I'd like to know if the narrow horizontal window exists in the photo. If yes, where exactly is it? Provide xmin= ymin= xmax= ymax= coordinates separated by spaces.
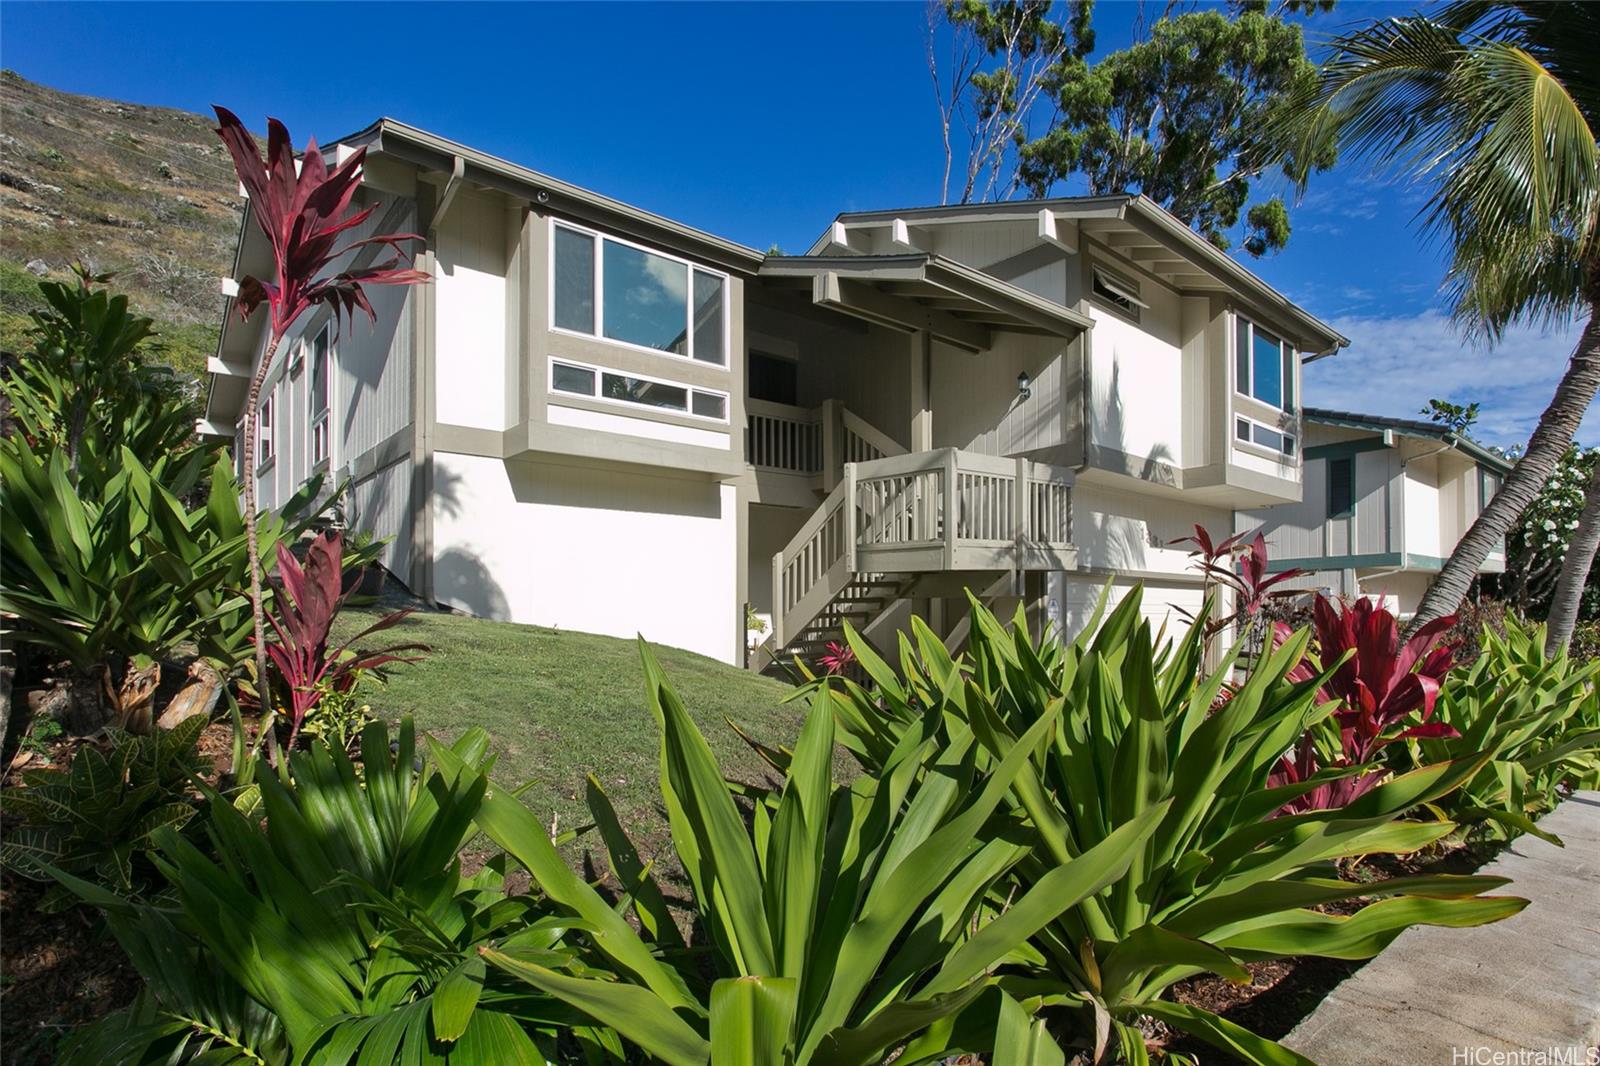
xmin=1092 ymin=268 xmax=1146 ymax=312
xmin=1236 ymin=415 xmax=1297 ymax=458
xmin=602 ymin=371 xmax=688 ymax=412
xmin=691 ymin=391 xmax=727 ymax=420
xmin=551 ymin=361 xmax=596 ymax=396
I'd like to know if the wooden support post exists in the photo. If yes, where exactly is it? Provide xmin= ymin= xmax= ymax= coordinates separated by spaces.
xmin=844 ymin=462 xmax=858 ymax=573
xmin=944 ymin=449 xmax=959 ymax=570
xmin=772 ymin=551 xmax=785 ymax=647
xmin=910 ymin=329 xmax=933 ymax=453
xmin=822 ymin=398 xmax=841 ymax=491
xmin=1014 ymin=457 xmax=1029 ymax=595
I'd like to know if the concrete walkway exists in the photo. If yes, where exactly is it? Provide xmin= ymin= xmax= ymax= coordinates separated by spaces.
xmin=1284 ymin=791 xmax=1600 ymax=1065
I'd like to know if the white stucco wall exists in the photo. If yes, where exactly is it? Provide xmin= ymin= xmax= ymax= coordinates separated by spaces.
xmin=1087 ymin=284 xmax=1185 ymax=469
xmin=435 ymin=191 xmax=512 ymax=432
xmin=430 ymin=452 xmax=739 ymax=663
xmin=1404 ymin=461 xmax=1443 ymax=558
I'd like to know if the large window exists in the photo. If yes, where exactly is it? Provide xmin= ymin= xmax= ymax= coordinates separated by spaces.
xmin=1234 ymin=314 xmax=1295 ymax=411
xmin=552 ymin=222 xmax=728 ymax=365
xmin=549 ymin=359 xmax=729 ymax=422
xmin=309 ymin=323 xmax=331 ymax=466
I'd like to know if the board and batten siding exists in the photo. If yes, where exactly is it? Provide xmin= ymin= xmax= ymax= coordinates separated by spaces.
xmin=931 ymin=331 xmax=1073 ymax=457
xmin=430 ymin=453 xmax=740 ymax=664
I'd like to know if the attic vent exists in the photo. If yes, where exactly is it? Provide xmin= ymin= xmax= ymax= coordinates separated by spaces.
xmin=1092 ymin=268 xmax=1147 ymax=313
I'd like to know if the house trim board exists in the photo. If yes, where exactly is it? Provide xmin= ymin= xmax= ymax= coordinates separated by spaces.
xmin=1267 ymin=552 xmax=1453 ymax=574
xmin=1304 ymin=438 xmax=1393 ymax=461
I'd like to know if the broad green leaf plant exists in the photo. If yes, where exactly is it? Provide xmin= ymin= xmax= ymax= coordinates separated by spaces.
xmin=49 ymin=720 xmax=585 ymax=1066
xmin=818 ymin=588 xmax=1527 ymax=1064
xmin=462 ymin=640 xmax=1170 ymax=1065
xmin=1400 ymin=613 xmax=1600 ymax=843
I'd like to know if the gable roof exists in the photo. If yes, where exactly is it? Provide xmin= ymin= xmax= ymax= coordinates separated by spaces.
xmin=811 ymin=194 xmax=1348 ymax=358
xmin=1304 ymin=407 xmax=1513 ymax=474
xmin=340 ymin=117 xmax=767 ymax=275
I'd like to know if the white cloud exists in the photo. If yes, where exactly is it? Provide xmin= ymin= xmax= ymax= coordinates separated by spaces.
xmin=1304 ymin=310 xmax=1593 ymax=449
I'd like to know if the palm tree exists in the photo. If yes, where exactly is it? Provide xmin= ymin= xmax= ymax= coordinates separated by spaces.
xmin=1278 ymin=2 xmax=1600 ymax=638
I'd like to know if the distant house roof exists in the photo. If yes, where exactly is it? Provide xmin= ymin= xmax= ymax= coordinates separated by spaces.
xmin=1303 ymin=407 xmax=1513 ymax=474
xmin=809 ymin=194 xmax=1349 ymax=358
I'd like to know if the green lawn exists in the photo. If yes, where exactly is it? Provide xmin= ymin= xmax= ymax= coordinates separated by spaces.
xmin=346 ymin=608 xmax=807 ymax=848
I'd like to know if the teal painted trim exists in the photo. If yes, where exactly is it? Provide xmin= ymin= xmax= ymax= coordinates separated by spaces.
xmin=1404 ymin=554 xmax=1448 ymax=572
xmin=1304 ymin=438 xmax=1390 ymax=461
xmin=1267 ymin=552 xmax=1402 ymax=573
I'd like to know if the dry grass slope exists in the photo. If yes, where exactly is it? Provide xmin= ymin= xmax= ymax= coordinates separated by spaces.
xmin=0 ymin=70 xmax=242 ymax=373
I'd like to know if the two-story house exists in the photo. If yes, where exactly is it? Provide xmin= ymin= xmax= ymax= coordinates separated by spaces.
xmin=1238 ymin=408 xmax=1510 ymax=615
xmin=200 ymin=118 xmax=1349 ymax=668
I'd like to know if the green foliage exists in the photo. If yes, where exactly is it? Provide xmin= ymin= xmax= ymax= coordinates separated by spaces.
xmin=0 ymin=437 xmax=328 ymax=671
xmin=1009 ymin=3 xmax=1334 ymax=255
xmin=1419 ymin=397 xmax=1481 ymax=436
xmin=2 ymin=266 xmax=199 ymax=472
xmin=50 ymin=719 xmax=580 ymax=1065
xmin=464 ymin=639 xmax=1164 ymax=1064
xmin=1400 ymin=614 xmax=1600 ymax=842
xmin=818 ymin=588 xmax=1525 ymax=1063
xmin=0 ymin=258 xmax=46 ymax=354
xmin=297 ymin=669 xmax=379 ymax=753
xmin=1 ymin=715 xmax=207 ymax=912
xmin=1276 ymin=5 xmax=1600 ymax=335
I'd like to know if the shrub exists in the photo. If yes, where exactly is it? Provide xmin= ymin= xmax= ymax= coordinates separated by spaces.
xmin=452 ymin=639 xmax=1165 ymax=1064
xmin=49 ymin=719 xmax=582 ymax=1065
xmin=818 ymin=590 xmax=1524 ymax=1064
xmin=1400 ymin=613 xmax=1600 ymax=842
xmin=1 ymin=714 xmax=208 ymax=911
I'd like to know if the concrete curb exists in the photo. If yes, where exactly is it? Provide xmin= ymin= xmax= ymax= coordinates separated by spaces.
xmin=1283 ymin=791 xmax=1600 ymax=1065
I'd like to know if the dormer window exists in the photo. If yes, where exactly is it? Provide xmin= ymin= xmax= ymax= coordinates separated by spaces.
xmin=1234 ymin=313 xmax=1296 ymax=412
xmin=1091 ymin=268 xmax=1145 ymax=318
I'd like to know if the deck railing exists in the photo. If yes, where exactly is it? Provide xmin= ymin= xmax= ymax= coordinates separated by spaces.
xmin=772 ymin=448 xmax=1075 ymax=647
xmin=747 ymin=399 xmax=908 ymax=483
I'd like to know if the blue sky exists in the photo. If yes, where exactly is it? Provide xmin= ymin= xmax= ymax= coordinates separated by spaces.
xmin=1 ymin=0 xmax=1587 ymax=447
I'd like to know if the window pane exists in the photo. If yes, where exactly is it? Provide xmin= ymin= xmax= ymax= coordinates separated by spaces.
xmin=601 ymin=372 xmax=687 ymax=411
xmin=603 ymin=241 xmax=688 ymax=354
xmin=554 ymin=227 xmax=596 ymax=334
xmin=692 ymin=270 xmax=725 ymax=363
xmin=1235 ymin=316 xmax=1250 ymax=394
xmin=1281 ymin=341 xmax=1296 ymax=410
xmin=310 ymin=328 xmax=329 ymax=414
xmin=1328 ymin=457 xmax=1354 ymax=516
xmin=691 ymin=392 xmax=726 ymax=420
xmin=1235 ymin=417 xmax=1250 ymax=441
xmin=1251 ymin=326 xmax=1283 ymax=407
xmin=1252 ymin=423 xmax=1285 ymax=452
xmin=551 ymin=362 xmax=596 ymax=396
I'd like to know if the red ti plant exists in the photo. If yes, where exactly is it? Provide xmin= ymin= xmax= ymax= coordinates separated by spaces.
xmin=263 ymin=531 xmax=427 ymax=751
xmin=1269 ymin=595 xmax=1460 ymax=813
xmin=1173 ymin=525 xmax=1308 ymax=648
xmin=213 ymin=107 xmax=428 ymax=709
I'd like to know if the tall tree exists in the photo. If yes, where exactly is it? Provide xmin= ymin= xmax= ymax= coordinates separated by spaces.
xmin=930 ymin=1 xmax=1336 ymax=252
xmin=1276 ymin=2 xmax=1600 ymax=640
xmin=1544 ymin=458 xmax=1600 ymax=654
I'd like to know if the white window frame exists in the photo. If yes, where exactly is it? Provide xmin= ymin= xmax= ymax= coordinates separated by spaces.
xmin=308 ymin=321 xmax=333 ymax=468
xmin=1233 ymin=414 xmax=1297 ymax=459
xmin=547 ymin=357 xmax=730 ymax=424
xmin=1233 ymin=312 xmax=1296 ymax=412
xmin=548 ymin=220 xmax=730 ymax=367
xmin=258 ymin=389 xmax=275 ymax=466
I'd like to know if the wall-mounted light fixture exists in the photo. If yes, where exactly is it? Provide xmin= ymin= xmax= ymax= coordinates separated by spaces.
xmin=1017 ymin=371 xmax=1032 ymax=401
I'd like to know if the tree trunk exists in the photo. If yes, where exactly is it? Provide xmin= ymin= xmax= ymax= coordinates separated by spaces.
xmin=1544 ymin=456 xmax=1600 ymax=656
xmin=242 ymin=334 xmax=281 ymax=751
xmin=1409 ymin=308 xmax=1600 ymax=634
